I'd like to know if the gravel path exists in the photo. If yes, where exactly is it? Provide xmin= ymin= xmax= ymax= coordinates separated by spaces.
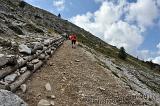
xmin=16 ymin=40 xmax=148 ymax=106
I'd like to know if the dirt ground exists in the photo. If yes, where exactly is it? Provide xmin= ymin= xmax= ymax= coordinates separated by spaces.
xmin=16 ymin=40 xmax=148 ymax=106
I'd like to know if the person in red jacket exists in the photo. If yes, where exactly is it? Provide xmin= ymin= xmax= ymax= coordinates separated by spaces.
xmin=70 ymin=34 xmax=77 ymax=48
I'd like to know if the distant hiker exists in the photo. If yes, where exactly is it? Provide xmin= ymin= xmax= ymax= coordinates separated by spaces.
xmin=58 ymin=13 xmax=61 ymax=18
xmin=70 ymin=34 xmax=77 ymax=48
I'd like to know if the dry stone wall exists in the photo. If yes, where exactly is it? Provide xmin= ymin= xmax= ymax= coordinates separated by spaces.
xmin=0 ymin=36 xmax=65 ymax=92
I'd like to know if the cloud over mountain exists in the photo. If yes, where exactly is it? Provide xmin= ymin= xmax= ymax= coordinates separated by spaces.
xmin=70 ymin=0 xmax=160 ymax=63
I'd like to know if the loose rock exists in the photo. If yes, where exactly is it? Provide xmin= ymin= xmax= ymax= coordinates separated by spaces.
xmin=20 ymin=84 xmax=27 ymax=93
xmin=45 ymin=83 xmax=51 ymax=91
xmin=98 ymin=87 xmax=105 ymax=91
xmin=37 ymin=99 xmax=50 ymax=106
xmin=47 ymin=95 xmax=56 ymax=99
xmin=50 ymin=101 xmax=55 ymax=106
xmin=75 ymin=59 xmax=80 ymax=62
xmin=31 ymin=59 xmax=39 ymax=64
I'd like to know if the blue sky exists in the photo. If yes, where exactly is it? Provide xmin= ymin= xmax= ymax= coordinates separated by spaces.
xmin=25 ymin=0 xmax=160 ymax=64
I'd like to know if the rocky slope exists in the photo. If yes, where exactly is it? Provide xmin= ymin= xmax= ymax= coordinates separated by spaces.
xmin=0 ymin=0 xmax=160 ymax=105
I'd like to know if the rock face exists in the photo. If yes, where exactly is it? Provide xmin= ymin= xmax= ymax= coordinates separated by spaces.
xmin=0 ymin=89 xmax=28 ymax=106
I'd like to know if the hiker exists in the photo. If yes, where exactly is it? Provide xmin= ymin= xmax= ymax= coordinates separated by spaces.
xmin=70 ymin=34 xmax=77 ymax=48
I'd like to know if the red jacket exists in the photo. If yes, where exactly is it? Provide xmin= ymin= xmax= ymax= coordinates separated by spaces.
xmin=70 ymin=34 xmax=76 ymax=41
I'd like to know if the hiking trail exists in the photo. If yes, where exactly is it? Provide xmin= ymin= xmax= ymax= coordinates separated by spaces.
xmin=16 ymin=40 xmax=148 ymax=106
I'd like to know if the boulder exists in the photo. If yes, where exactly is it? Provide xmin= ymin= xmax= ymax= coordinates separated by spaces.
xmin=38 ymin=99 xmax=50 ymax=106
xmin=19 ymin=44 xmax=31 ymax=55
xmin=4 ymin=74 xmax=17 ymax=84
xmin=0 ymin=89 xmax=28 ymax=106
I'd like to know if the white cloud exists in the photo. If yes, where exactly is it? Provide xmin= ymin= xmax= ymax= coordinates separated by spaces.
xmin=126 ymin=0 xmax=159 ymax=29
xmin=53 ymin=0 xmax=65 ymax=11
xmin=104 ymin=21 xmax=143 ymax=52
xmin=157 ymin=42 xmax=160 ymax=49
xmin=70 ymin=0 xmax=143 ymax=53
xmin=139 ymin=43 xmax=160 ymax=64
xmin=94 ymin=1 xmax=125 ymax=24
xmin=152 ymin=56 xmax=160 ymax=64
